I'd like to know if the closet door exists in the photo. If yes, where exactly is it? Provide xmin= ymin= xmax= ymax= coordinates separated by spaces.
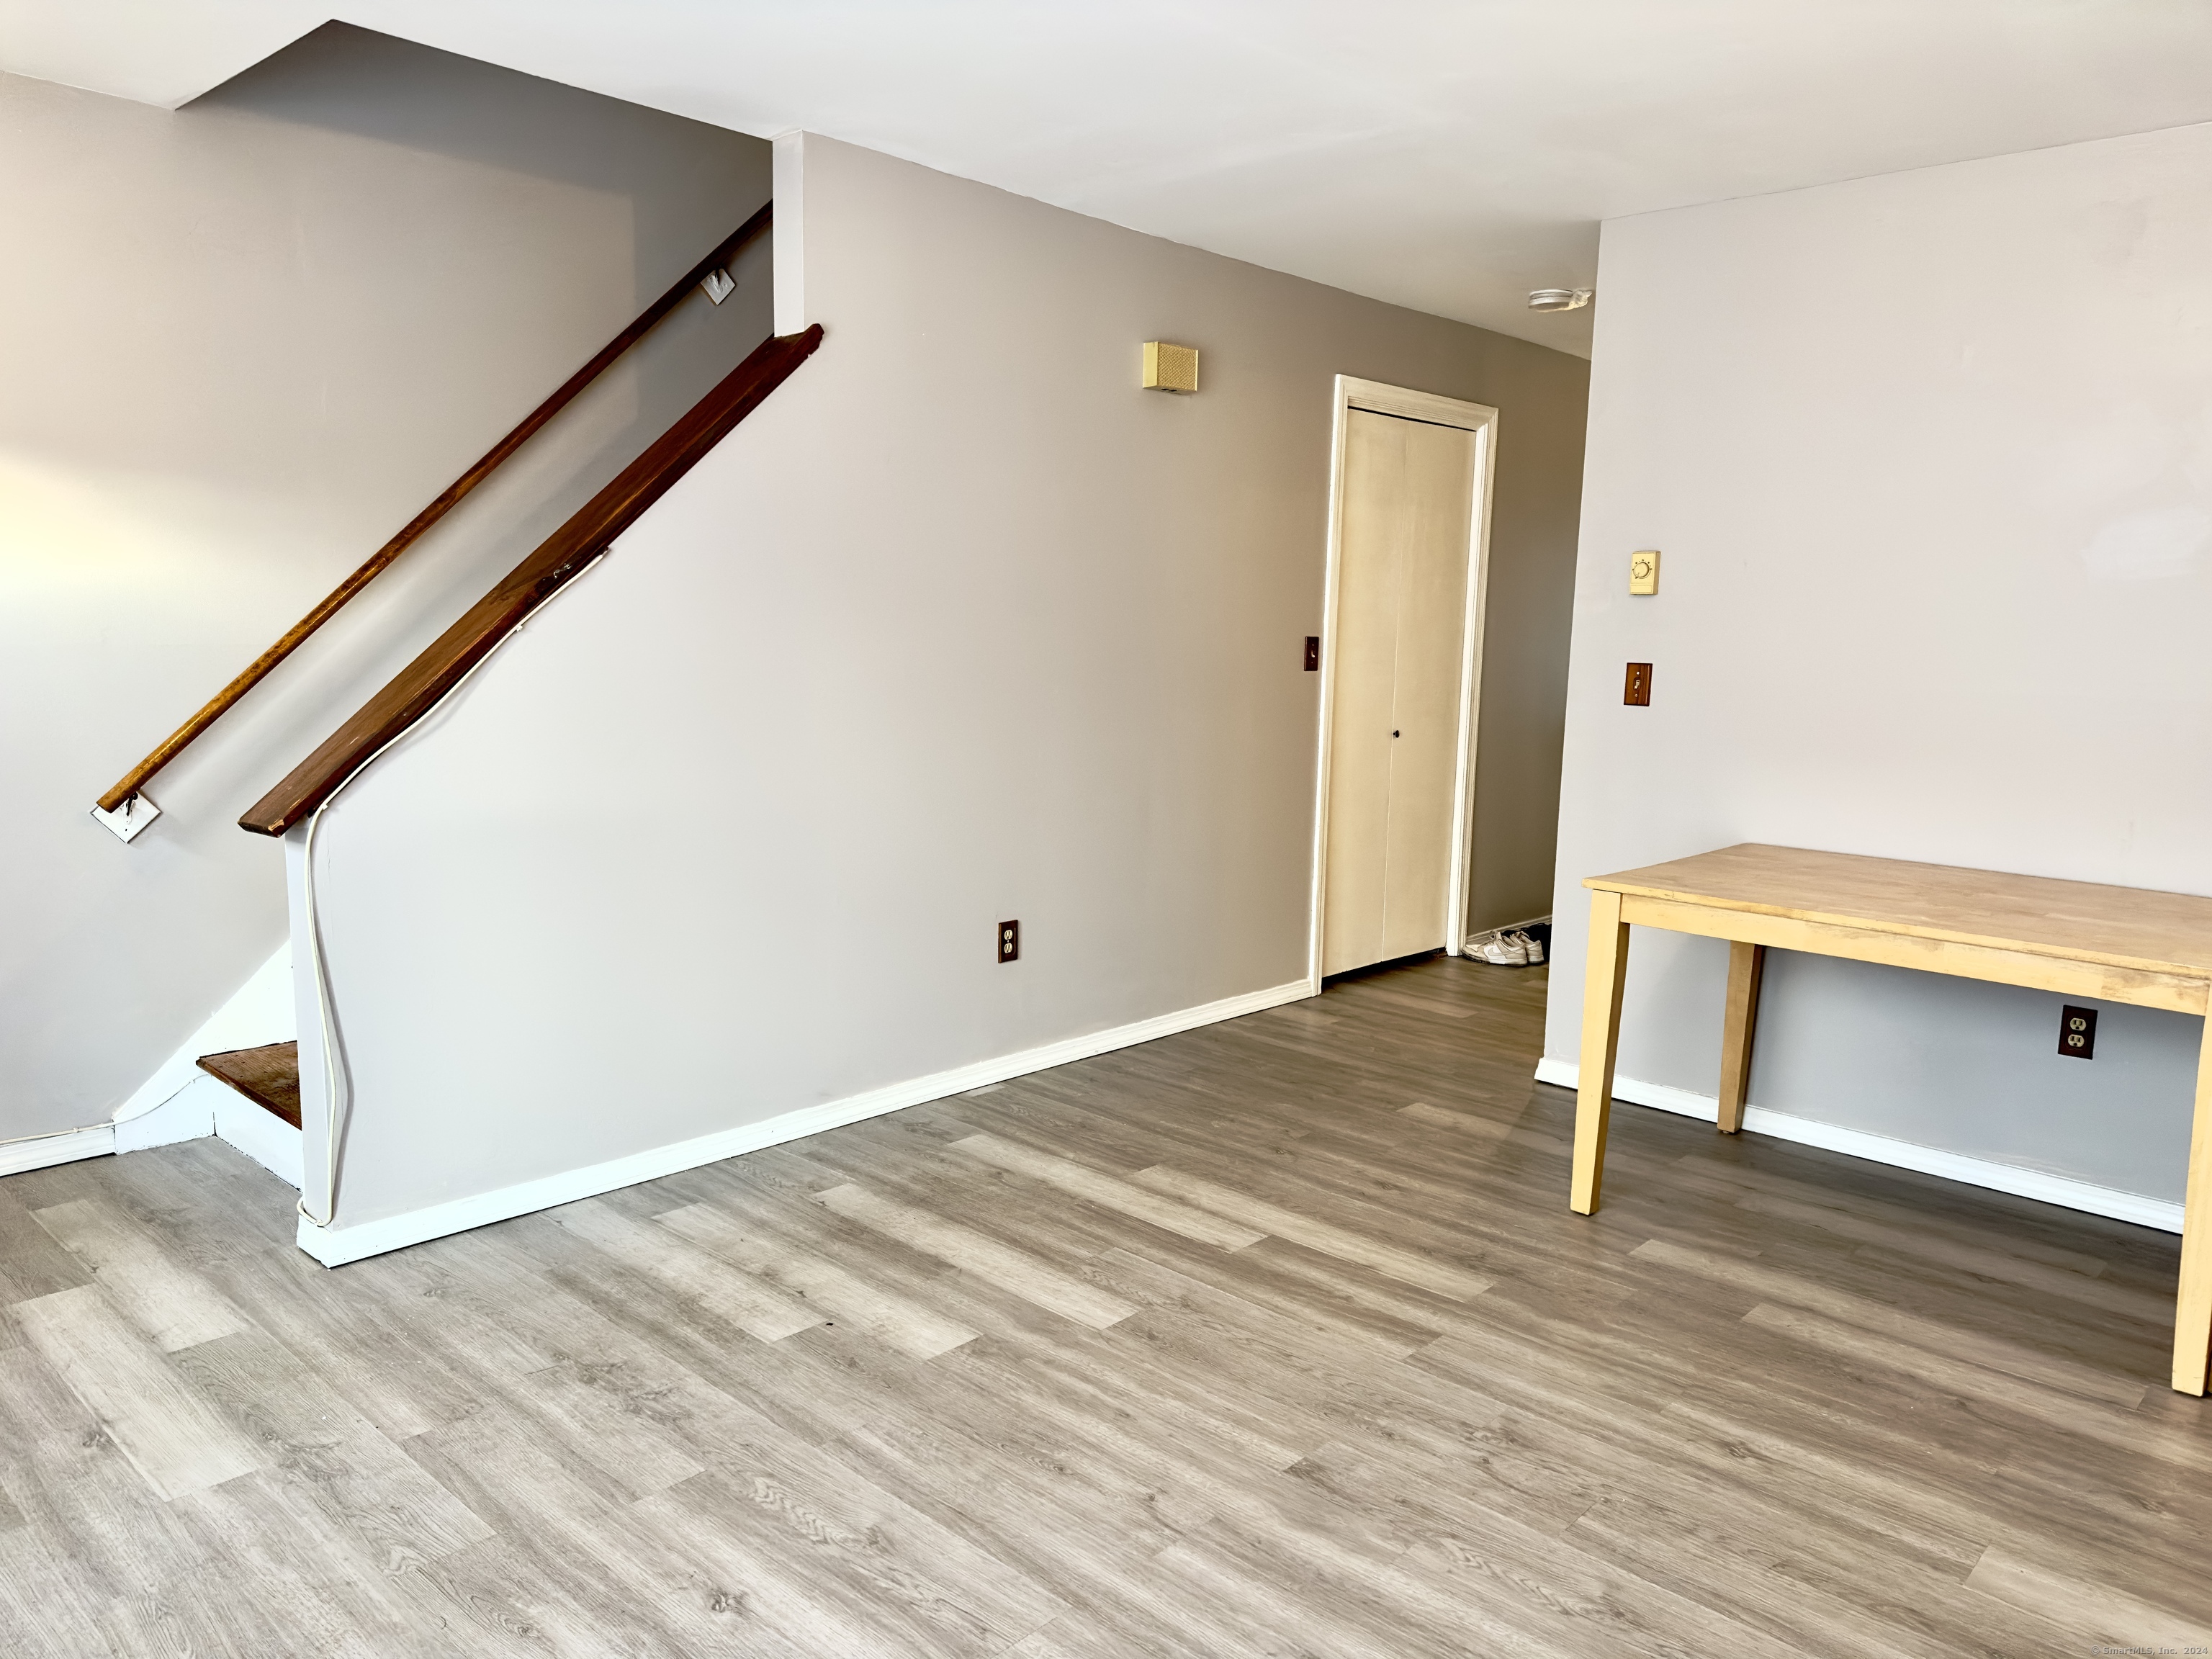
xmin=1322 ymin=410 xmax=1475 ymax=977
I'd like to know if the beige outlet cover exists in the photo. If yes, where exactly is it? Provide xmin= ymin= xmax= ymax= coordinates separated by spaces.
xmin=1629 ymin=549 xmax=1660 ymax=595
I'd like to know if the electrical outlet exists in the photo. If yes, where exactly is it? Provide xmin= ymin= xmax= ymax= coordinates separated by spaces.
xmin=999 ymin=920 xmax=1020 ymax=963
xmin=2059 ymin=1004 xmax=2096 ymax=1059
xmin=1624 ymin=662 xmax=1652 ymax=706
xmin=1304 ymin=636 xmax=1320 ymax=672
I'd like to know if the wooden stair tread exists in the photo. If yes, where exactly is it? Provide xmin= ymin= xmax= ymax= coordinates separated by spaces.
xmin=196 ymin=1042 xmax=302 ymax=1129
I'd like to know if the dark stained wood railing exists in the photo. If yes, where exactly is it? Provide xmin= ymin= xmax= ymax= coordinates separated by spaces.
xmin=97 ymin=202 xmax=775 ymax=815
xmin=238 ymin=323 xmax=823 ymax=837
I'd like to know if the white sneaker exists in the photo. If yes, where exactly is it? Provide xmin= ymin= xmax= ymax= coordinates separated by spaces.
xmin=1470 ymin=931 xmax=1527 ymax=966
xmin=1511 ymin=930 xmax=1545 ymax=965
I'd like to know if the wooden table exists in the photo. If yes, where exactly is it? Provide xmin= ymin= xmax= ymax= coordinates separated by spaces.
xmin=1570 ymin=843 xmax=2212 ymax=1395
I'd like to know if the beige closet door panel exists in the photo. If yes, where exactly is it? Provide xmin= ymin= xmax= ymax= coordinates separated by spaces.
xmin=1379 ymin=419 xmax=1475 ymax=961
xmin=1322 ymin=410 xmax=1404 ymax=976
xmin=1325 ymin=410 xmax=1476 ymax=976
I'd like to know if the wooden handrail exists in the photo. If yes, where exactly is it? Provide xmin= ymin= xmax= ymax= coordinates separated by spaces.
xmin=97 ymin=201 xmax=775 ymax=814
xmin=238 ymin=323 xmax=823 ymax=837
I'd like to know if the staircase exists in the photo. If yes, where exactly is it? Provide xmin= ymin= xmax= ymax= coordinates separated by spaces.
xmin=195 ymin=1043 xmax=301 ymax=1128
xmin=94 ymin=202 xmax=783 ymax=823
xmin=96 ymin=200 xmax=823 ymax=1232
xmin=194 ymin=1041 xmax=305 ymax=1190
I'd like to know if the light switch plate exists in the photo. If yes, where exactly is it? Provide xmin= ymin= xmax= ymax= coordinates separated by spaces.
xmin=91 ymin=791 xmax=161 ymax=843
xmin=1629 ymin=549 xmax=1660 ymax=595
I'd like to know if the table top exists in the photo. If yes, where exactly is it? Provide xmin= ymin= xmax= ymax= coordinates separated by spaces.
xmin=1586 ymin=844 xmax=2212 ymax=980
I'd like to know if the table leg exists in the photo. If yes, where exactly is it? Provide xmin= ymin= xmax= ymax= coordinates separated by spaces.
xmin=2173 ymin=1012 xmax=2212 ymax=1395
xmin=1571 ymin=889 xmax=1630 ymax=1215
xmin=1717 ymin=942 xmax=1766 ymax=1136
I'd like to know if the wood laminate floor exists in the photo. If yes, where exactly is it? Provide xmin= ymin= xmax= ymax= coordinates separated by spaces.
xmin=1 ymin=956 xmax=2206 ymax=1656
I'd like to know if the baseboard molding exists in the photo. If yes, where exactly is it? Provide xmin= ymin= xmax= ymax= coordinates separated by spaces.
xmin=299 ymin=977 xmax=1315 ymax=1267
xmin=1532 ymin=1056 xmax=2184 ymax=1234
xmin=114 ymin=1076 xmax=218 ymax=1155
xmin=0 ymin=1125 xmax=116 ymax=1179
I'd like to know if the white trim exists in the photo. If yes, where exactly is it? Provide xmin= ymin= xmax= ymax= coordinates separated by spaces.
xmin=1305 ymin=384 xmax=1352 ymax=993
xmin=1532 ymin=1056 xmax=2184 ymax=1233
xmin=297 ymin=976 xmax=1314 ymax=1266
xmin=0 ymin=1125 xmax=114 ymax=1178
xmin=284 ymin=826 xmax=334 ymax=1226
xmin=1309 ymin=377 xmax=1500 ymax=989
xmin=771 ymin=131 xmax=804 ymax=336
xmin=1343 ymin=380 xmax=1501 ymax=429
xmin=1443 ymin=418 xmax=1498 ymax=961
xmin=116 ymin=1080 xmax=217 ymax=1156
xmin=0 ymin=943 xmax=299 ymax=1177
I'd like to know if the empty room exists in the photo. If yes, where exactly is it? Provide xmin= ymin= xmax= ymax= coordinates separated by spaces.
xmin=3 ymin=4 xmax=2209 ymax=1653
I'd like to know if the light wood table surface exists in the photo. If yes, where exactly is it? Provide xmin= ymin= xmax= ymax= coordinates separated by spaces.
xmin=1570 ymin=842 xmax=2212 ymax=1395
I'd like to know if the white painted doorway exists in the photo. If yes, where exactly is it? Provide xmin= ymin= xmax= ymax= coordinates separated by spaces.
xmin=1310 ymin=378 xmax=1498 ymax=985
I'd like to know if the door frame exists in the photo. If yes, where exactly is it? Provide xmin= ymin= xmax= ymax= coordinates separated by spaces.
xmin=1306 ymin=376 xmax=1500 ymax=993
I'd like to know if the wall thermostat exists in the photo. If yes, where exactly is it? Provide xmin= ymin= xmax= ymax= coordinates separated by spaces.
xmin=1629 ymin=550 xmax=1660 ymax=595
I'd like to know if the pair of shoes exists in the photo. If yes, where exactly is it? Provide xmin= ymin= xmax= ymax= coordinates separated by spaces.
xmin=1467 ymin=929 xmax=1547 ymax=966
xmin=1470 ymin=931 xmax=1527 ymax=965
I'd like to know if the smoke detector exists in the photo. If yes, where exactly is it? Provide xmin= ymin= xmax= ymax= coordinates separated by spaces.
xmin=1527 ymin=288 xmax=1593 ymax=313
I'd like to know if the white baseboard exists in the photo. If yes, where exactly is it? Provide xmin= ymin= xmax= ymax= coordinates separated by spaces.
xmin=0 ymin=949 xmax=299 ymax=1181
xmin=1532 ymin=1056 xmax=2184 ymax=1234
xmin=0 ymin=1125 xmax=116 ymax=1179
xmin=299 ymin=977 xmax=1315 ymax=1267
xmin=114 ymin=1076 xmax=219 ymax=1154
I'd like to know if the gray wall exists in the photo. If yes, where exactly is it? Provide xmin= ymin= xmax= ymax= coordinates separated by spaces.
xmin=0 ymin=26 xmax=769 ymax=1136
xmin=309 ymin=132 xmax=1589 ymax=1227
xmin=1468 ymin=397 xmax=1585 ymax=932
xmin=1545 ymin=120 xmax=2212 ymax=1205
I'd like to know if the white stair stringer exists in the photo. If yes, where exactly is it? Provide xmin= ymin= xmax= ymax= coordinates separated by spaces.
xmin=212 ymin=1082 xmax=303 ymax=1189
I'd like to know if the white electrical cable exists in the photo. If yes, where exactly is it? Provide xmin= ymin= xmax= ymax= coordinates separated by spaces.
xmin=8 ymin=993 xmax=239 ymax=1152
xmin=0 ymin=1123 xmax=111 ymax=1149
xmin=297 ymin=549 xmax=610 ymax=1229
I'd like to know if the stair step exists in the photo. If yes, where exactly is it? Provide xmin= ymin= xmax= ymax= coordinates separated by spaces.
xmin=195 ymin=1042 xmax=302 ymax=1129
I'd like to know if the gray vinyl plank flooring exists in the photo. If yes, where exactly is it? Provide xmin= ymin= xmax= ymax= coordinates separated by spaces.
xmin=0 ymin=1188 xmax=91 ymax=1309
xmin=12 ymin=1287 xmax=261 ymax=1501
xmin=0 ymin=954 xmax=2206 ymax=1654
xmin=811 ymin=1182 xmax=1140 ymax=1328
xmin=30 ymin=1198 xmax=247 ymax=1354
xmin=654 ymin=1199 xmax=981 ymax=1358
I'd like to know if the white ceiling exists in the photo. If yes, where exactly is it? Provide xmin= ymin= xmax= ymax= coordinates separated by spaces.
xmin=11 ymin=1 xmax=2212 ymax=356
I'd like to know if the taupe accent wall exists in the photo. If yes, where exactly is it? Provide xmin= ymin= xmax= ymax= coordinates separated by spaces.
xmin=305 ymin=133 xmax=1588 ymax=1227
